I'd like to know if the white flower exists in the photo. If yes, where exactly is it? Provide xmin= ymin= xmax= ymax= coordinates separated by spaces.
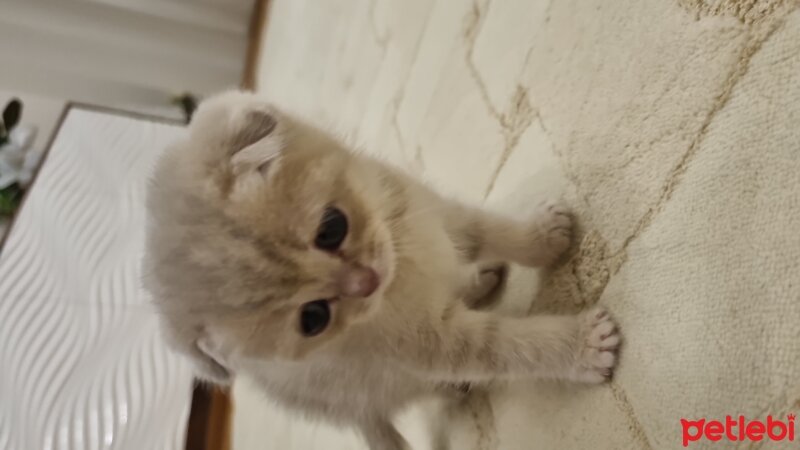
xmin=0 ymin=125 xmax=38 ymax=190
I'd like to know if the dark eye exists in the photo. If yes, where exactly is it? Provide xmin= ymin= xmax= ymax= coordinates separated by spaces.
xmin=299 ymin=300 xmax=330 ymax=337
xmin=315 ymin=207 xmax=348 ymax=251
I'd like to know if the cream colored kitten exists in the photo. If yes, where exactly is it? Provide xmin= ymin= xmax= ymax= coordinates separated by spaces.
xmin=143 ymin=91 xmax=620 ymax=450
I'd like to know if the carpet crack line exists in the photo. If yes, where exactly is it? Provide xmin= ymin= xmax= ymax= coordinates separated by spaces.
xmin=465 ymin=391 xmax=498 ymax=450
xmin=584 ymin=19 xmax=792 ymax=450
xmin=609 ymin=14 xmax=791 ymax=264
xmin=482 ymin=87 xmax=537 ymax=200
xmin=609 ymin=382 xmax=655 ymax=450
xmin=388 ymin=0 xmax=436 ymax=166
xmin=460 ymin=1 xmax=540 ymax=200
xmin=368 ymin=0 xmax=389 ymax=50
xmin=533 ymin=16 xmax=792 ymax=449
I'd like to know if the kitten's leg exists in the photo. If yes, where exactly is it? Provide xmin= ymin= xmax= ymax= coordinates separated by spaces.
xmin=445 ymin=199 xmax=572 ymax=267
xmin=462 ymin=263 xmax=507 ymax=309
xmin=398 ymin=305 xmax=619 ymax=384
xmin=359 ymin=418 xmax=410 ymax=450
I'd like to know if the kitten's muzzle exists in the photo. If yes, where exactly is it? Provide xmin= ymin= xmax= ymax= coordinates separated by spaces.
xmin=338 ymin=265 xmax=379 ymax=298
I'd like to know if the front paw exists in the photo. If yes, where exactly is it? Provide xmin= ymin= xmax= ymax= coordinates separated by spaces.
xmin=568 ymin=307 xmax=621 ymax=384
xmin=527 ymin=200 xmax=572 ymax=266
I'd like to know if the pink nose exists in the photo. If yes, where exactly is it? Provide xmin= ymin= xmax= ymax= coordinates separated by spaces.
xmin=339 ymin=266 xmax=379 ymax=298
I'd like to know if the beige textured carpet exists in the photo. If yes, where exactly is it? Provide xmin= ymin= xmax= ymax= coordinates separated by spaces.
xmin=234 ymin=0 xmax=800 ymax=448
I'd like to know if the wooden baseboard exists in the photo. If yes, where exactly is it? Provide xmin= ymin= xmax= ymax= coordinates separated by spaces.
xmin=185 ymin=383 xmax=233 ymax=450
xmin=241 ymin=0 xmax=271 ymax=91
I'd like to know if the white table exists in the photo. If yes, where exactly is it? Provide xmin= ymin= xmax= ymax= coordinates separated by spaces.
xmin=0 ymin=105 xmax=194 ymax=450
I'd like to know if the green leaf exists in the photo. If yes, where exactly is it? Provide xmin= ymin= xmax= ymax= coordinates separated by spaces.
xmin=2 ymin=98 xmax=22 ymax=132
xmin=171 ymin=93 xmax=198 ymax=124
xmin=0 ymin=183 xmax=23 ymax=217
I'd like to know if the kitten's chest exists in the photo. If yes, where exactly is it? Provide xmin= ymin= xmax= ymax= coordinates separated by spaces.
xmin=255 ymin=355 xmax=426 ymax=416
xmin=394 ymin=214 xmax=469 ymax=293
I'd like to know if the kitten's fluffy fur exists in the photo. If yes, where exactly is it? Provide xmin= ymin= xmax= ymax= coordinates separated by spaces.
xmin=144 ymin=91 xmax=620 ymax=450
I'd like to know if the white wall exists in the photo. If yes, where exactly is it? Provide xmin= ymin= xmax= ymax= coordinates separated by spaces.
xmin=0 ymin=0 xmax=253 ymax=112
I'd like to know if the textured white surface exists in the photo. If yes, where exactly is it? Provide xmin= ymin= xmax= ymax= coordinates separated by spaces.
xmin=0 ymin=109 xmax=194 ymax=450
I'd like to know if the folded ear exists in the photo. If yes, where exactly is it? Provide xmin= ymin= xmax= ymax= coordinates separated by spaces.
xmin=160 ymin=321 xmax=232 ymax=385
xmin=193 ymin=337 xmax=232 ymax=384
xmin=230 ymin=109 xmax=284 ymax=177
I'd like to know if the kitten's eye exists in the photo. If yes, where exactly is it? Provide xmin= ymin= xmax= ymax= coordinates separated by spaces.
xmin=299 ymin=300 xmax=330 ymax=337
xmin=315 ymin=207 xmax=348 ymax=251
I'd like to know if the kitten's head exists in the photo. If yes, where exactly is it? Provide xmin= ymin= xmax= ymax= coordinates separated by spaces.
xmin=144 ymin=91 xmax=399 ymax=383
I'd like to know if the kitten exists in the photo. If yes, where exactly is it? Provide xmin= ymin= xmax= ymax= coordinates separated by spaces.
xmin=143 ymin=91 xmax=621 ymax=450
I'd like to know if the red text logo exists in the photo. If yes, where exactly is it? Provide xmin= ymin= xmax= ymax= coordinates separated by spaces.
xmin=681 ymin=414 xmax=796 ymax=447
